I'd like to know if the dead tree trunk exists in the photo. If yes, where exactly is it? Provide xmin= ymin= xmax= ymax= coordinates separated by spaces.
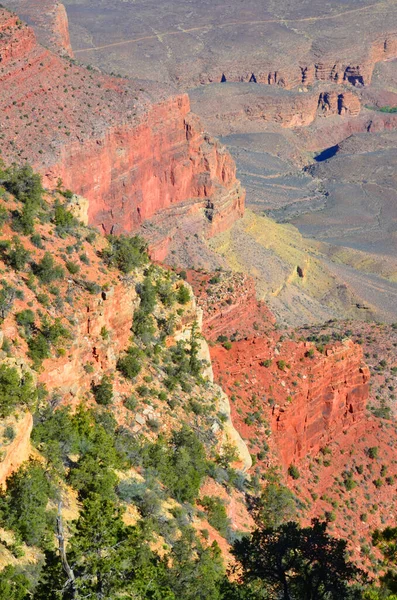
xmin=57 ymin=501 xmax=78 ymax=599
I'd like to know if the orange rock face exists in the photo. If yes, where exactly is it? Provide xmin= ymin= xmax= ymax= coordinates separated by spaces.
xmin=0 ymin=412 xmax=33 ymax=486
xmin=0 ymin=8 xmax=244 ymax=242
xmin=271 ymin=341 xmax=370 ymax=466
xmin=318 ymin=90 xmax=361 ymax=117
xmin=211 ymin=337 xmax=369 ymax=468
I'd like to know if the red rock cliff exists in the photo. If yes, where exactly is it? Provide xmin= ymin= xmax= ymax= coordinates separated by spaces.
xmin=271 ymin=340 xmax=370 ymax=466
xmin=188 ymin=270 xmax=275 ymax=341
xmin=0 ymin=8 xmax=244 ymax=241
xmin=51 ymin=100 xmax=244 ymax=235
xmin=209 ymin=321 xmax=369 ymax=469
xmin=5 ymin=0 xmax=74 ymax=57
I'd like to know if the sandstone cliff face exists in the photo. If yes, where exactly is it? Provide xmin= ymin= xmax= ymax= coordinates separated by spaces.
xmin=191 ymin=271 xmax=370 ymax=468
xmin=0 ymin=8 xmax=244 ymax=244
xmin=51 ymin=101 xmax=244 ymax=235
xmin=211 ymin=336 xmax=369 ymax=469
xmin=271 ymin=340 xmax=369 ymax=466
xmin=318 ymin=90 xmax=361 ymax=118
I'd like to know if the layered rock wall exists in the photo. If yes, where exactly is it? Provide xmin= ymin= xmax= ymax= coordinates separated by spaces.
xmin=188 ymin=271 xmax=274 ymax=341
xmin=205 ymin=35 xmax=397 ymax=89
xmin=190 ymin=83 xmax=363 ymax=139
xmin=272 ymin=341 xmax=370 ymax=465
xmin=210 ymin=333 xmax=369 ymax=469
xmin=50 ymin=103 xmax=244 ymax=235
xmin=0 ymin=8 xmax=244 ymax=243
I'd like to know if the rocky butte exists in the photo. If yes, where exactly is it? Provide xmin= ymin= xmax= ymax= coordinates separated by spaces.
xmin=0 ymin=7 xmax=244 ymax=250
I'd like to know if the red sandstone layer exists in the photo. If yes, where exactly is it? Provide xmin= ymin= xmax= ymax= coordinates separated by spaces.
xmin=0 ymin=8 xmax=244 ymax=239
xmin=192 ymin=272 xmax=370 ymax=469
xmin=211 ymin=336 xmax=369 ymax=468
xmin=187 ymin=270 xmax=275 ymax=341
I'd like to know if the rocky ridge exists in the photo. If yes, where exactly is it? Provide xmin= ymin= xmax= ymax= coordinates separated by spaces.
xmin=4 ymin=0 xmax=74 ymax=57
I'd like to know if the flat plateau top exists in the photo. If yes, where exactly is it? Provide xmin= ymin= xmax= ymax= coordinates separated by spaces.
xmin=51 ymin=0 xmax=397 ymax=87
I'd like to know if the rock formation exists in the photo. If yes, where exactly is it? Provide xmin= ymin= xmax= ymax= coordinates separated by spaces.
xmin=271 ymin=340 xmax=370 ymax=466
xmin=190 ymin=83 xmax=363 ymax=134
xmin=5 ymin=0 xmax=74 ymax=57
xmin=187 ymin=270 xmax=275 ymax=341
xmin=195 ymin=274 xmax=370 ymax=469
xmin=0 ymin=8 xmax=244 ymax=244
xmin=211 ymin=335 xmax=369 ymax=468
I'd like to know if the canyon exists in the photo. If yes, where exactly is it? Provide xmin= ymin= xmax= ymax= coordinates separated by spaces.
xmin=0 ymin=0 xmax=395 ymax=581
xmin=34 ymin=0 xmax=397 ymax=323
xmin=0 ymin=7 xmax=244 ymax=250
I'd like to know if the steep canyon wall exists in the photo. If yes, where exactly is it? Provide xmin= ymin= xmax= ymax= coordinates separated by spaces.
xmin=0 ymin=9 xmax=244 ymax=241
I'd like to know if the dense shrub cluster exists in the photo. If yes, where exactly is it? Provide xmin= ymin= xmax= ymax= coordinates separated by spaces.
xmin=0 ymin=163 xmax=45 ymax=235
xmin=102 ymin=234 xmax=148 ymax=273
xmin=0 ymin=364 xmax=37 ymax=417
xmin=117 ymin=345 xmax=142 ymax=380
xmin=32 ymin=252 xmax=64 ymax=284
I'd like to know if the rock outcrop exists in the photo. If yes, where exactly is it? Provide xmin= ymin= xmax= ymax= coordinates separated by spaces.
xmin=52 ymin=104 xmax=244 ymax=236
xmin=0 ymin=412 xmax=33 ymax=486
xmin=271 ymin=340 xmax=370 ymax=466
xmin=189 ymin=83 xmax=363 ymax=137
xmin=0 ymin=8 xmax=244 ymax=244
xmin=41 ymin=279 xmax=139 ymax=400
xmin=195 ymin=35 xmax=397 ymax=89
xmin=211 ymin=335 xmax=369 ymax=468
xmin=5 ymin=0 xmax=74 ymax=57
xmin=187 ymin=270 xmax=275 ymax=341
